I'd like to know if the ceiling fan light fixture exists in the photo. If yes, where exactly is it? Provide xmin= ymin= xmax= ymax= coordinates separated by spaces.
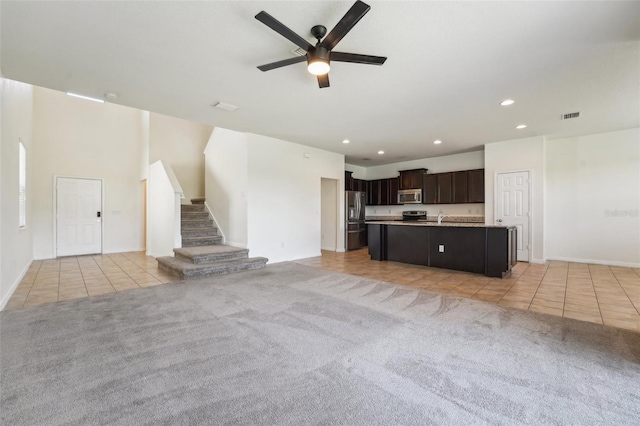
xmin=308 ymin=59 xmax=330 ymax=75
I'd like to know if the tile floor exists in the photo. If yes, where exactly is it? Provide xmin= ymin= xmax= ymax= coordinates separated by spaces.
xmin=6 ymin=249 xmax=640 ymax=333
xmin=5 ymin=252 xmax=178 ymax=310
xmin=295 ymin=249 xmax=640 ymax=333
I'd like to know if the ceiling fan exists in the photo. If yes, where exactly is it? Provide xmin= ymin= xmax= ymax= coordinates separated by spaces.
xmin=255 ymin=0 xmax=387 ymax=88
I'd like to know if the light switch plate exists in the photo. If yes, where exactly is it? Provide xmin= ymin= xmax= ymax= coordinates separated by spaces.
xmin=439 ymin=245 xmax=445 ymax=253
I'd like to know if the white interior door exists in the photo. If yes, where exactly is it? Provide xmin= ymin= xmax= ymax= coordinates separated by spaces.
xmin=56 ymin=177 xmax=102 ymax=256
xmin=496 ymin=171 xmax=530 ymax=261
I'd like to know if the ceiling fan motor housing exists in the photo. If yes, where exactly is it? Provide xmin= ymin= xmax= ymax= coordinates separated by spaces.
xmin=308 ymin=46 xmax=330 ymax=63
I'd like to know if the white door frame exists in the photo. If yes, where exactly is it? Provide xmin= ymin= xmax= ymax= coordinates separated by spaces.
xmin=53 ymin=175 xmax=105 ymax=258
xmin=494 ymin=169 xmax=532 ymax=263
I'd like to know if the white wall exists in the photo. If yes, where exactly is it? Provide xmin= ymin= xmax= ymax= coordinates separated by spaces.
xmin=0 ymin=78 xmax=34 ymax=310
xmin=485 ymin=136 xmax=545 ymax=263
xmin=364 ymin=150 xmax=484 ymax=180
xmin=204 ymin=127 xmax=249 ymax=248
xmin=345 ymin=163 xmax=367 ymax=180
xmin=205 ymin=127 xmax=345 ymax=262
xmin=147 ymin=161 xmax=182 ymax=257
xmin=545 ymin=128 xmax=640 ymax=267
xmin=149 ymin=113 xmax=213 ymax=202
xmin=321 ymin=178 xmax=338 ymax=251
xmin=31 ymin=87 xmax=146 ymax=258
xmin=246 ymin=133 xmax=345 ymax=263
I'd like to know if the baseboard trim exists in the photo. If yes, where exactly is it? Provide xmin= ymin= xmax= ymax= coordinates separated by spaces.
xmin=546 ymin=256 xmax=640 ymax=268
xmin=0 ymin=259 xmax=33 ymax=311
xmin=530 ymin=258 xmax=546 ymax=265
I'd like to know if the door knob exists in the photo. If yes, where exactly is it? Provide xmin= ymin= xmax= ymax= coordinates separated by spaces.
xmin=497 ymin=218 xmax=503 ymax=223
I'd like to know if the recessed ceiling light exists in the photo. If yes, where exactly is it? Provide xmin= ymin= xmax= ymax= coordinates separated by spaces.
xmin=378 ymin=150 xmax=384 ymax=155
xmin=516 ymin=124 xmax=527 ymax=129
xmin=433 ymin=140 xmax=442 ymax=145
xmin=342 ymin=139 xmax=350 ymax=144
xmin=66 ymin=92 xmax=104 ymax=103
xmin=501 ymin=99 xmax=515 ymax=106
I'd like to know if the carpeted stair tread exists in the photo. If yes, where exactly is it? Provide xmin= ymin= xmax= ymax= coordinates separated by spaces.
xmin=181 ymin=204 xmax=205 ymax=212
xmin=182 ymin=235 xmax=223 ymax=247
xmin=181 ymin=227 xmax=218 ymax=237
xmin=191 ymin=197 xmax=206 ymax=204
xmin=174 ymin=245 xmax=249 ymax=264
xmin=157 ymin=256 xmax=268 ymax=279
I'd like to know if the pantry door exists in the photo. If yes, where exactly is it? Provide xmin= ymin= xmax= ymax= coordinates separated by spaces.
xmin=496 ymin=171 xmax=530 ymax=262
xmin=56 ymin=177 xmax=103 ymax=256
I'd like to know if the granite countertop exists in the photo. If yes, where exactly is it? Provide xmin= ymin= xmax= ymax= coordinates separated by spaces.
xmin=365 ymin=215 xmax=485 ymax=224
xmin=365 ymin=220 xmax=512 ymax=229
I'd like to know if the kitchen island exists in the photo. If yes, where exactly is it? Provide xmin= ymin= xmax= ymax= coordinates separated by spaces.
xmin=367 ymin=221 xmax=517 ymax=278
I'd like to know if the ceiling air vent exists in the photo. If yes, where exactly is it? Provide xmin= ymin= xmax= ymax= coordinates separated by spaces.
xmin=562 ymin=112 xmax=580 ymax=120
xmin=291 ymin=47 xmax=307 ymax=57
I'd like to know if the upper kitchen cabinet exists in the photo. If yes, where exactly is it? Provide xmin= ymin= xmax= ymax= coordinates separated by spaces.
xmin=437 ymin=172 xmax=453 ymax=204
xmin=452 ymin=171 xmax=468 ymax=204
xmin=399 ymin=169 xmax=428 ymax=190
xmin=367 ymin=177 xmax=399 ymax=205
xmin=353 ymin=178 xmax=367 ymax=192
xmin=423 ymin=174 xmax=438 ymax=204
xmin=388 ymin=177 xmax=400 ymax=205
xmin=467 ymin=169 xmax=485 ymax=203
xmin=345 ymin=171 xmax=354 ymax=191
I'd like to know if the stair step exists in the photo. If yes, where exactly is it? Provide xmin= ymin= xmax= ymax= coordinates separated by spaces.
xmin=181 ymin=211 xmax=210 ymax=220
xmin=174 ymin=245 xmax=249 ymax=264
xmin=182 ymin=235 xmax=223 ymax=247
xmin=181 ymin=219 xmax=214 ymax=228
xmin=191 ymin=197 xmax=206 ymax=205
xmin=181 ymin=227 xmax=218 ymax=237
xmin=157 ymin=256 xmax=268 ymax=279
xmin=181 ymin=204 xmax=205 ymax=212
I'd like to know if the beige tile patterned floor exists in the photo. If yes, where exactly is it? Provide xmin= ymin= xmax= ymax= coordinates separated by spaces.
xmin=7 ymin=249 xmax=640 ymax=334
xmin=295 ymin=249 xmax=640 ymax=333
xmin=5 ymin=252 xmax=178 ymax=310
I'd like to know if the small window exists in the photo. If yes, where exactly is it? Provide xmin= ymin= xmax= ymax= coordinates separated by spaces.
xmin=19 ymin=142 xmax=26 ymax=228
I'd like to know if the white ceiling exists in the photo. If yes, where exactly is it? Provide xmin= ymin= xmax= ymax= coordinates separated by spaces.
xmin=2 ymin=1 xmax=638 ymax=166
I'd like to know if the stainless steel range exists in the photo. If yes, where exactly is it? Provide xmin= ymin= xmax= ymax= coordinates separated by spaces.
xmin=402 ymin=210 xmax=427 ymax=221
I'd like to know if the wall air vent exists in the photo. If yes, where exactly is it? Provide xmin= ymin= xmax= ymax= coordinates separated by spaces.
xmin=291 ymin=47 xmax=307 ymax=57
xmin=562 ymin=112 xmax=580 ymax=120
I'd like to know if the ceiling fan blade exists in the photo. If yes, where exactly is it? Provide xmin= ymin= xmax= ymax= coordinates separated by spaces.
xmin=255 ymin=11 xmax=313 ymax=51
xmin=320 ymin=1 xmax=370 ymax=51
xmin=258 ymin=56 xmax=307 ymax=72
xmin=331 ymin=52 xmax=386 ymax=65
xmin=317 ymin=74 xmax=330 ymax=88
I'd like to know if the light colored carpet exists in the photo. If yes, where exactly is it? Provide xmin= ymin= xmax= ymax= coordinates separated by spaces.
xmin=1 ymin=262 xmax=639 ymax=425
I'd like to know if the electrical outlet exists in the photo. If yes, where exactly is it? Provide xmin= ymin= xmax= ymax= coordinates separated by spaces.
xmin=388 ymin=209 xmax=391 ymax=214
xmin=374 ymin=209 xmax=377 ymax=213
xmin=439 ymin=245 xmax=445 ymax=253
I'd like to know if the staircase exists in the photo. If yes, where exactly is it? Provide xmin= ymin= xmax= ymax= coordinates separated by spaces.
xmin=156 ymin=199 xmax=268 ymax=279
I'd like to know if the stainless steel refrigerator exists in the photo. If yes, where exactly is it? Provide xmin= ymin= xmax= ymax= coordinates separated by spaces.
xmin=345 ymin=190 xmax=366 ymax=251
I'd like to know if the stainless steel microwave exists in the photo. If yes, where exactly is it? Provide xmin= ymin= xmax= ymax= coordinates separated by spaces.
xmin=398 ymin=189 xmax=422 ymax=204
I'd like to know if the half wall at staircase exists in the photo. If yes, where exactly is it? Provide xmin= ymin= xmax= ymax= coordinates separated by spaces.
xmin=205 ymin=127 xmax=345 ymax=264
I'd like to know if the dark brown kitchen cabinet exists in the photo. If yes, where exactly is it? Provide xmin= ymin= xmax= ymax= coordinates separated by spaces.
xmin=367 ymin=180 xmax=379 ymax=205
xmin=467 ymin=169 xmax=485 ymax=203
xmin=345 ymin=171 xmax=353 ymax=191
xmin=399 ymin=169 xmax=427 ymax=190
xmin=437 ymin=173 xmax=452 ymax=204
xmin=379 ymin=179 xmax=390 ymax=205
xmin=353 ymin=178 xmax=366 ymax=192
xmin=452 ymin=171 xmax=468 ymax=204
xmin=423 ymin=174 xmax=438 ymax=204
xmin=388 ymin=177 xmax=400 ymax=205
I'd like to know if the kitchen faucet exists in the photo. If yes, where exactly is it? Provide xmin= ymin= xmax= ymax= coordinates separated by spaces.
xmin=437 ymin=213 xmax=450 ymax=225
